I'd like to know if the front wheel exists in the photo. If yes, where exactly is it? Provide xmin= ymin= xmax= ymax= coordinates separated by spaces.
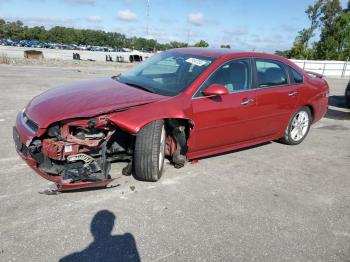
xmin=133 ymin=120 xmax=166 ymax=181
xmin=281 ymin=107 xmax=312 ymax=145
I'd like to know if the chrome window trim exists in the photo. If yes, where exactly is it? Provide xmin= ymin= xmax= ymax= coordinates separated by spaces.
xmin=191 ymin=83 xmax=295 ymax=100
xmin=254 ymin=58 xmax=291 ymax=88
xmin=191 ymin=57 xmax=304 ymax=100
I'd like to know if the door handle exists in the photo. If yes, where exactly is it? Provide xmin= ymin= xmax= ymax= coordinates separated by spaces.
xmin=241 ymin=98 xmax=255 ymax=105
xmin=288 ymin=91 xmax=298 ymax=97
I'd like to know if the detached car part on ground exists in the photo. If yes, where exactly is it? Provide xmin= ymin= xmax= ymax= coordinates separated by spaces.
xmin=13 ymin=48 xmax=329 ymax=191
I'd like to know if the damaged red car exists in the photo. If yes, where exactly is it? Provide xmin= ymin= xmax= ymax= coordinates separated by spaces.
xmin=13 ymin=48 xmax=329 ymax=191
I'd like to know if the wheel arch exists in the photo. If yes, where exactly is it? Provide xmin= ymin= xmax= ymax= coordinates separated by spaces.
xmin=109 ymin=112 xmax=195 ymax=135
xmin=303 ymin=104 xmax=315 ymax=123
xmin=142 ymin=117 xmax=195 ymax=136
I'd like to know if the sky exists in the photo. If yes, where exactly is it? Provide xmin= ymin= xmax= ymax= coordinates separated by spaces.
xmin=0 ymin=0 xmax=349 ymax=52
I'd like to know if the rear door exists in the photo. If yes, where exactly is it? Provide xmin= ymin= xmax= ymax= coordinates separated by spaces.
xmin=253 ymin=58 xmax=300 ymax=138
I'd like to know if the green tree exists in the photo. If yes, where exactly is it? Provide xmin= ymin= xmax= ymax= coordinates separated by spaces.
xmin=316 ymin=10 xmax=350 ymax=60
xmin=194 ymin=40 xmax=209 ymax=48
xmin=220 ymin=44 xmax=231 ymax=48
xmin=169 ymin=41 xmax=188 ymax=48
xmin=275 ymin=50 xmax=291 ymax=58
xmin=287 ymin=0 xmax=350 ymax=60
xmin=289 ymin=0 xmax=323 ymax=59
xmin=315 ymin=0 xmax=343 ymax=59
xmin=0 ymin=18 xmax=206 ymax=51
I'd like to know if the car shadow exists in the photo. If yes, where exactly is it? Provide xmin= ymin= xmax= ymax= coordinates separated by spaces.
xmin=325 ymin=95 xmax=350 ymax=121
xmin=59 ymin=210 xmax=141 ymax=262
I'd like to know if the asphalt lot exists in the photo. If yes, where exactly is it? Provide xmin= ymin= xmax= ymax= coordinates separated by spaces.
xmin=0 ymin=64 xmax=349 ymax=262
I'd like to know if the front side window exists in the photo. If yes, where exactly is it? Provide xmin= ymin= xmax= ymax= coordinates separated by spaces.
xmin=115 ymin=52 xmax=215 ymax=96
xmin=256 ymin=59 xmax=288 ymax=87
xmin=195 ymin=59 xmax=251 ymax=97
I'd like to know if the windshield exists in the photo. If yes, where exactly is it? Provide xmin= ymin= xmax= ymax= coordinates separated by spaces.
xmin=115 ymin=51 xmax=215 ymax=96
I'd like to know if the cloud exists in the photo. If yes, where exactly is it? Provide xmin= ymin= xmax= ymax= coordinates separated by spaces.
xmin=187 ymin=12 xmax=205 ymax=26
xmin=215 ymin=29 xmax=292 ymax=53
xmin=278 ymin=24 xmax=299 ymax=32
xmin=86 ymin=16 xmax=102 ymax=23
xmin=117 ymin=9 xmax=138 ymax=21
xmin=2 ymin=15 xmax=78 ymax=27
xmin=245 ymin=34 xmax=291 ymax=52
xmin=159 ymin=16 xmax=178 ymax=24
xmin=223 ymin=27 xmax=250 ymax=36
xmin=64 ymin=0 xmax=95 ymax=5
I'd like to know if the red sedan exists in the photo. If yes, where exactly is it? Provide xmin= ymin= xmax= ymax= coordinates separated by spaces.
xmin=13 ymin=48 xmax=329 ymax=191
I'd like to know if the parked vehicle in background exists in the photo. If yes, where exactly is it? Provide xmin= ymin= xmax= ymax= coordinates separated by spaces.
xmin=13 ymin=48 xmax=329 ymax=191
xmin=0 ymin=38 xmax=130 ymax=53
xmin=346 ymin=81 xmax=350 ymax=108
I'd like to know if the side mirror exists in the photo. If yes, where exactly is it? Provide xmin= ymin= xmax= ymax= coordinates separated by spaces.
xmin=202 ymin=84 xmax=229 ymax=96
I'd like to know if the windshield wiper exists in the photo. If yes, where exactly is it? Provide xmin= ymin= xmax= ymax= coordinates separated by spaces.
xmin=112 ymin=76 xmax=155 ymax=94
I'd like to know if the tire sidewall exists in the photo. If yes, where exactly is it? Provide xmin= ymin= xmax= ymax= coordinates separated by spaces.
xmin=285 ymin=107 xmax=312 ymax=145
xmin=133 ymin=119 xmax=166 ymax=182
xmin=157 ymin=124 xmax=166 ymax=179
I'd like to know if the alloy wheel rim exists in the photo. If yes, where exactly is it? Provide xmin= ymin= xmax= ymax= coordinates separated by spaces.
xmin=290 ymin=111 xmax=309 ymax=141
xmin=158 ymin=126 xmax=166 ymax=171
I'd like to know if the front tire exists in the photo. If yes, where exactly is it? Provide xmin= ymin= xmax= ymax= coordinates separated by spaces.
xmin=134 ymin=120 xmax=166 ymax=181
xmin=281 ymin=107 xmax=312 ymax=145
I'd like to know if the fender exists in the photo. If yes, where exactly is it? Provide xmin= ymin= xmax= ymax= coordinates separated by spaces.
xmin=108 ymin=96 xmax=195 ymax=134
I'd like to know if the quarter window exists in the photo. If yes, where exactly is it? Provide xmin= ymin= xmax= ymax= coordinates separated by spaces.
xmin=196 ymin=59 xmax=251 ymax=97
xmin=289 ymin=66 xmax=303 ymax=84
xmin=255 ymin=59 xmax=288 ymax=87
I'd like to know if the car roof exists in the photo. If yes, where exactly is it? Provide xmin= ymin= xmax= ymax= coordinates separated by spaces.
xmin=170 ymin=47 xmax=286 ymax=61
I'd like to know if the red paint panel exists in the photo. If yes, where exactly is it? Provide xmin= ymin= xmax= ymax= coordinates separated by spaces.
xmin=190 ymin=91 xmax=258 ymax=151
xmin=254 ymin=85 xmax=300 ymax=138
xmin=25 ymin=78 xmax=166 ymax=128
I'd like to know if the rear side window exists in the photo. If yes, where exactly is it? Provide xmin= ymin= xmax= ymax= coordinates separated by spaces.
xmin=255 ymin=59 xmax=288 ymax=87
xmin=289 ymin=66 xmax=303 ymax=84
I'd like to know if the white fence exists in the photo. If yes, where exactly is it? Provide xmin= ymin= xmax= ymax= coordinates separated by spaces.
xmin=292 ymin=59 xmax=350 ymax=78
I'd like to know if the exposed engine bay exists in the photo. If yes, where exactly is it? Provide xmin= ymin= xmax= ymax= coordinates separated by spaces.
xmin=25 ymin=116 xmax=188 ymax=185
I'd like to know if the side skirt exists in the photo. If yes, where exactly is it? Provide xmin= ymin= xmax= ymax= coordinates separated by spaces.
xmin=187 ymin=134 xmax=281 ymax=160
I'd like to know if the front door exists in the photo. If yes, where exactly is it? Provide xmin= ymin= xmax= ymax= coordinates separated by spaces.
xmin=190 ymin=58 xmax=258 ymax=152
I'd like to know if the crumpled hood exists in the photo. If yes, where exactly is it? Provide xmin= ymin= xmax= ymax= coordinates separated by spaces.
xmin=25 ymin=78 xmax=166 ymax=128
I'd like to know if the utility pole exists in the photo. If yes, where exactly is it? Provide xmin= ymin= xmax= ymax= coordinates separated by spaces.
xmin=146 ymin=0 xmax=150 ymax=38
xmin=187 ymin=29 xmax=191 ymax=46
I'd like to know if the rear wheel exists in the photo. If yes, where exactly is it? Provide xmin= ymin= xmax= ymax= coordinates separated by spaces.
xmin=134 ymin=120 xmax=166 ymax=181
xmin=281 ymin=107 xmax=312 ymax=145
